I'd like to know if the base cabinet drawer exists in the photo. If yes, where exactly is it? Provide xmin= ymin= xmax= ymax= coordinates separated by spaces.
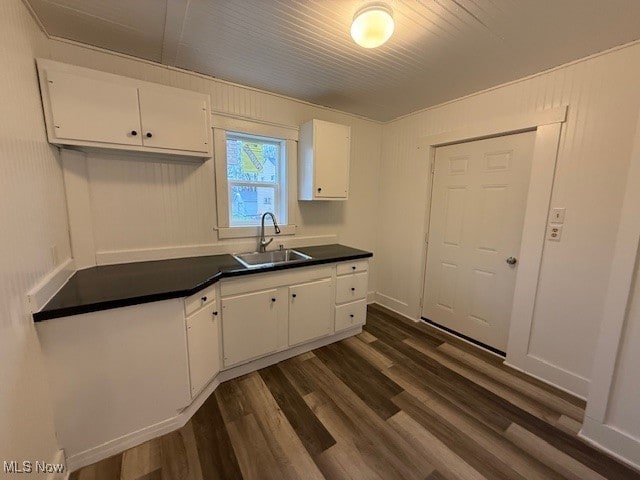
xmin=336 ymin=272 xmax=368 ymax=304
xmin=186 ymin=301 xmax=220 ymax=397
xmin=335 ymin=299 xmax=367 ymax=332
xmin=336 ymin=260 xmax=368 ymax=276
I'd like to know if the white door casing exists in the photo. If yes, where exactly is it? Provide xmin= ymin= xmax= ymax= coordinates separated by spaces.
xmin=422 ymin=132 xmax=535 ymax=351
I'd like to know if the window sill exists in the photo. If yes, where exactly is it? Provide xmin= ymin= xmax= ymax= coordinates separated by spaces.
xmin=216 ymin=224 xmax=297 ymax=240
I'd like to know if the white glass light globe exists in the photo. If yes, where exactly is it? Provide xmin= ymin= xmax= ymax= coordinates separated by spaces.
xmin=350 ymin=4 xmax=395 ymax=49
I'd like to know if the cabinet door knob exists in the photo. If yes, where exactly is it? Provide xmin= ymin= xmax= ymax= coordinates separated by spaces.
xmin=317 ymin=187 xmax=322 ymax=192
xmin=201 ymin=296 xmax=207 ymax=302
xmin=146 ymin=132 xmax=153 ymax=138
xmin=352 ymin=266 xmax=356 ymax=270
xmin=292 ymin=293 xmax=297 ymax=298
xmin=350 ymin=314 xmax=354 ymax=318
xmin=213 ymin=311 xmax=218 ymax=316
xmin=351 ymin=287 xmax=355 ymax=291
xmin=130 ymin=130 xmax=138 ymax=136
xmin=271 ymin=298 xmax=276 ymax=302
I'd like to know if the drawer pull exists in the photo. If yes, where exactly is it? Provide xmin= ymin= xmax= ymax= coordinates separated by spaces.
xmin=271 ymin=298 xmax=276 ymax=302
xmin=350 ymin=314 xmax=354 ymax=318
xmin=201 ymin=296 xmax=207 ymax=302
xmin=213 ymin=311 xmax=218 ymax=316
xmin=351 ymin=287 xmax=356 ymax=292
xmin=352 ymin=266 xmax=356 ymax=270
xmin=292 ymin=293 xmax=297 ymax=298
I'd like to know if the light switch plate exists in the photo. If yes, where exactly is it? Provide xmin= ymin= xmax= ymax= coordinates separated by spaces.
xmin=547 ymin=224 xmax=563 ymax=241
xmin=550 ymin=207 xmax=566 ymax=223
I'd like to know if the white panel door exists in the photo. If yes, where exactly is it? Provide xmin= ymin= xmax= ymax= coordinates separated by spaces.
xmin=422 ymin=131 xmax=535 ymax=351
xmin=186 ymin=301 xmax=220 ymax=397
xmin=314 ymin=120 xmax=350 ymax=198
xmin=221 ymin=288 xmax=279 ymax=367
xmin=138 ymin=86 xmax=210 ymax=153
xmin=289 ymin=278 xmax=333 ymax=345
xmin=45 ymin=70 xmax=142 ymax=145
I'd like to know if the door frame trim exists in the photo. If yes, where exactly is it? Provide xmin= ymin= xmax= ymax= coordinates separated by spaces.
xmin=417 ymin=106 xmax=581 ymax=395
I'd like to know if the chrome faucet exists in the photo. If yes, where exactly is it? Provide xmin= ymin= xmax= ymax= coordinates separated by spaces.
xmin=259 ymin=212 xmax=281 ymax=252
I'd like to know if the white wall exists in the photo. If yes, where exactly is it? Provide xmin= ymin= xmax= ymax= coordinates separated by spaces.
xmin=42 ymin=39 xmax=383 ymax=293
xmin=376 ymin=42 xmax=640 ymax=395
xmin=605 ymin=257 xmax=640 ymax=438
xmin=0 ymin=0 xmax=71 ymax=475
xmin=580 ymin=107 xmax=640 ymax=470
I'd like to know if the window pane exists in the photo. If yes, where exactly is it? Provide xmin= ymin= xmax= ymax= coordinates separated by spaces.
xmin=227 ymin=136 xmax=279 ymax=183
xmin=230 ymin=184 xmax=277 ymax=225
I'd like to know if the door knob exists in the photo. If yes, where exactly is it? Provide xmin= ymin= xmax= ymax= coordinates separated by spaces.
xmin=506 ymin=256 xmax=518 ymax=266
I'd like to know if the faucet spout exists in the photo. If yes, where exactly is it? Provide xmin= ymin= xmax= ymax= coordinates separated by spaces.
xmin=259 ymin=212 xmax=280 ymax=252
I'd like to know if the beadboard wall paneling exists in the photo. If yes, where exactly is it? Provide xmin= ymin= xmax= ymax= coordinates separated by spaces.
xmin=46 ymin=39 xmax=383 ymax=290
xmin=376 ymin=42 xmax=640 ymax=395
xmin=0 ymin=0 xmax=70 ymax=471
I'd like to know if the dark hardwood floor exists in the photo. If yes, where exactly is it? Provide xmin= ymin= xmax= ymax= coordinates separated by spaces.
xmin=70 ymin=305 xmax=640 ymax=480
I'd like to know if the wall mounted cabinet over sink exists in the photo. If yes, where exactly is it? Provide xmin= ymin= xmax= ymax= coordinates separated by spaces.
xmin=36 ymin=59 xmax=212 ymax=159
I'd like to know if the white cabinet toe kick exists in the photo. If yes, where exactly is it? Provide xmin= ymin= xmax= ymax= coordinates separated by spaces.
xmin=36 ymin=258 xmax=368 ymax=471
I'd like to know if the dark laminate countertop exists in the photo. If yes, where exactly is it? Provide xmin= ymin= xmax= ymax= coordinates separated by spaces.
xmin=34 ymin=244 xmax=372 ymax=321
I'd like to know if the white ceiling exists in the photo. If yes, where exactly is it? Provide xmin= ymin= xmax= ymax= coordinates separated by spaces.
xmin=27 ymin=0 xmax=640 ymax=121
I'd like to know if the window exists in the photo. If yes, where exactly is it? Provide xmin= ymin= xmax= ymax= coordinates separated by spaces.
xmin=213 ymin=117 xmax=298 ymax=239
xmin=226 ymin=133 xmax=286 ymax=226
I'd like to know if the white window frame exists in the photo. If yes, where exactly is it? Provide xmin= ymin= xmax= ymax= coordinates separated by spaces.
xmin=213 ymin=115 xmax=298 ymax=239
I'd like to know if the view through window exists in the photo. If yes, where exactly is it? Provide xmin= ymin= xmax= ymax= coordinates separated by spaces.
xmin=226 ymin=133 xmax=285 ymax=226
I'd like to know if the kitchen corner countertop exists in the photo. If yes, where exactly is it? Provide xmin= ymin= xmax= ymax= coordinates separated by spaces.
xmin=33 ymin=244 xmax=372 ymax=322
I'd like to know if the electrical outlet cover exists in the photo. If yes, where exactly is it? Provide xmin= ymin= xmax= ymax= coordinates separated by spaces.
xmin=547 ymin=224 xmax=563 ymax=241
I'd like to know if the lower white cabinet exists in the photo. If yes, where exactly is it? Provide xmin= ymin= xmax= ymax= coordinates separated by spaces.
xmin=222 ymin=288 xmax=280 ymax=367
xmin=289 ymin=277 xmax=333 ymax=346
xmin=335 ymin=299 xmax=367 ymax=332
xmin=186 ymin=300 xmax=220 ymax=397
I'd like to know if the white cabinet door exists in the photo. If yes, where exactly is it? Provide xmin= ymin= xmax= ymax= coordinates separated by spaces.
xmin=186 ymin=301 xmax=220 ymax=397
xmin=45 ymin=70 xmax=142 ymax=146
xmin=138 ymin=87 xmax=210 ymax=153
xmin=314 ymin=120 xmax=350 ymax=198
xmin=222 ymin=288 xmax=280 ymax=367
xmin=289 ymin=278 xmax=333 ymax=346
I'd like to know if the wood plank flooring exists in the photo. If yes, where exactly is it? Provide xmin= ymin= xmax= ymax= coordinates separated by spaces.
xmin=70 ymin=305 xmax=640 ymax=480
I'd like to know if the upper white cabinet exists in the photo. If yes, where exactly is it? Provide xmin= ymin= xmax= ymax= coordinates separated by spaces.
xmin=299 ymin=119 xmax=351 ymax=200
xmin=44 ymin=70 xmax=143 ymax=147
xmin=138 ymin=87 xmax=210 ymax=153
xmin=36 ymin=59 xmax=212 ymax=159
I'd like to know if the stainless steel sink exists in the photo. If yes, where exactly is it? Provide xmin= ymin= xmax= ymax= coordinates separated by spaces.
xmin=233 ymin=249 xmax=312 ymax=268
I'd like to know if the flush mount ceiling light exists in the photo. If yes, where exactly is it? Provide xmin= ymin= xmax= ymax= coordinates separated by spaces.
xmin=350 ymin=2 xmax=395 ymax=49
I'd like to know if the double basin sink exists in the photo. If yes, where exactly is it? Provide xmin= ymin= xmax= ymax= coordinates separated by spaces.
xmin=233 ymin=249 xmax=312 ymax=269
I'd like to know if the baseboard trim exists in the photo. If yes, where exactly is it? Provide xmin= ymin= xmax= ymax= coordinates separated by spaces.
xmin=504 ymin=356 xmax=588 ymax=401
xmin=372 ymin=293 xmax=413 ymax=319
xmin=64 ymin=325 xmax=362 ymax=473
xmin=95 ymin=235 xmax=339 ymax=265
xmin=580 ymin=417 xmax=640 ymax=474
xmin=27 ymin=258 xmax=75 ymax=313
